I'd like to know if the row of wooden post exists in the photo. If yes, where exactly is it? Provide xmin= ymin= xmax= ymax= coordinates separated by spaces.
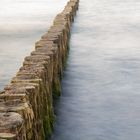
xmin=0 ymin=0 xmax=79 ymax=139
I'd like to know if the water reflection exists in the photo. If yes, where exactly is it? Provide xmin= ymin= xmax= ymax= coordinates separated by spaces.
xmin=50 ymin=0 xmax=140 ymax=140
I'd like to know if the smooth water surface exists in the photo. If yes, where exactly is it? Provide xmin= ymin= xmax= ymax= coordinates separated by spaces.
xmin=50 ymin=0 xmax=140 ymax=140
xmin=0 ymin=0 xmax=67 ymax=89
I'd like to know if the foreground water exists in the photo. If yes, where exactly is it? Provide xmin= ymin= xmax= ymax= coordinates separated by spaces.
xmin=1 ymin=0 xmax=140 ymax=139
xmin=50 ymin=0 xmax=140 ymax=140
xmin=0 ymin=0 xmax=67 ymax=90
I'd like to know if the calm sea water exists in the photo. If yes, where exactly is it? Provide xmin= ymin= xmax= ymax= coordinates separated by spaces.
xmin=0 ymin=0 xmax=67 ymax=89
xmin=50 ymin=0 xmax=140 ymax=140
xmin=1 ymin=0 xmax=140 ymax=139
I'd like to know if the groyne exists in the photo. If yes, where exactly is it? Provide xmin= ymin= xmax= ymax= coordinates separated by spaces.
xmin=0 ymin=0 xmax=79 ymax=139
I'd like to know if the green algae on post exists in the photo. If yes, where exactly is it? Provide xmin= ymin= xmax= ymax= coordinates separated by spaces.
xmin=0 ymin=0 xmax=79 ymax=139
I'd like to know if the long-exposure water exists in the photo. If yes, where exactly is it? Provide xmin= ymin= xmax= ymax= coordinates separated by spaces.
xmin=50 ymin=0 xmax=140 ymax=140
xmin=0 ymin=0 xmax=67 ymax=90
xmin=1 ymin=0 xmax=140 ymax=139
